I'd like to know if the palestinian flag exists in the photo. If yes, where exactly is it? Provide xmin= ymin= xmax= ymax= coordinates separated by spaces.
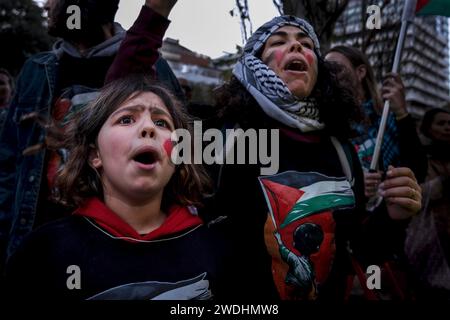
xmin=259 ymin=171 xmax=355 ymax=230
xmin=416 ymin=0 xmax=450 ymax=16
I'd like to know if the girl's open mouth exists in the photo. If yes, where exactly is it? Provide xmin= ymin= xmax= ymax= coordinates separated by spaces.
xmin=132 ymin=147 xmax=161 ymax=170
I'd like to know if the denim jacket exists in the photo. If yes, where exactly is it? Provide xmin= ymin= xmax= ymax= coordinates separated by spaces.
xmin=0 ymin=52 xmax=58 ymax=265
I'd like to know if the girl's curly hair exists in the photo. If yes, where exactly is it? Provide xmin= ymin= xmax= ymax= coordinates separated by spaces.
xmin=53 ymin=74 xmax=211 ymax=210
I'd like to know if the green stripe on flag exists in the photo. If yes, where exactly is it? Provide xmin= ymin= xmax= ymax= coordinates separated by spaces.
xmin=416 ymin=0 xmax=450 ymax=17
xmin=280 ymin=193 xmax=355 ymax=228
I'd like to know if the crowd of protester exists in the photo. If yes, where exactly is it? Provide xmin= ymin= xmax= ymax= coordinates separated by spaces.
xmin=0 ymin=0 xmax=448 ymax=300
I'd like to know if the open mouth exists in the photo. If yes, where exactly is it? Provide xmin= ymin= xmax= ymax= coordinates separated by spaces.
xmin=132 ymin=147 xmax=160 ymax=168
xmin=134 ymin=152 xmax=157 ymax=165
xmin=285 ymin=59 xmax=307 ymax=72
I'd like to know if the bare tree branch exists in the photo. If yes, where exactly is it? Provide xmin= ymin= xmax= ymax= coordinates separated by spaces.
xmin=235 ymin=0 xmax=253 ymax=43
xmin=272 ymin=0 xmax=284 ymax=15
xmin=281 ymin=0 xmax=349 ymax=51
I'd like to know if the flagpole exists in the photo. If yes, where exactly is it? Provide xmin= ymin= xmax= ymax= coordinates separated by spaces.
xmin=369 ymin=0 xmax=417 ymax=171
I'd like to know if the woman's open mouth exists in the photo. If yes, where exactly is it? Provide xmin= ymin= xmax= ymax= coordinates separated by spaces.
xmin=284 ymin=59 xmax=308 ymax=72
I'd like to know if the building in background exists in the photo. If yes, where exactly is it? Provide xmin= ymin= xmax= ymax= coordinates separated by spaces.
xmin=161 ymin=38 xmax=223 ymax=104
xmin=333 ymin=0 xmax=450 ymax=118
xmin=212 ymin=47 xmax=242 ymax=81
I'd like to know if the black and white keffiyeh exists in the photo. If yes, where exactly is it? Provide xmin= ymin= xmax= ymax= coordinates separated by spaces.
xmin=233 ymin=15 xmax=324 ymax=132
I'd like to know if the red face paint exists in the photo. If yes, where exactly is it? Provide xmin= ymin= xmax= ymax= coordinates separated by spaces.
xmin=274 ymin=50 xmax=284 ymax=66
xmin=304 ymin=52 xmax=315 ymax=67
xmin=163 ymin=139 xmax=174 ymax=158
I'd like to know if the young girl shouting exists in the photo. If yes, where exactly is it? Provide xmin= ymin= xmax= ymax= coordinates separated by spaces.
xmin=4 ymin=75 xmax=230 ymax=300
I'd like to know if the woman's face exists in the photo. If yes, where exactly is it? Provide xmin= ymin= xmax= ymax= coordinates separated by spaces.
xmin=429 ymin=112 xmax=450 ymax=143
xmin=91 ymin=91 xmax=176 ymax=204
xmin=325 ymin=51 xmax=364 ymax=102
xmin=324 ymin=51 xmax=359 ymax=87
xmin=261 ymin=26 xmax=318 ymax=99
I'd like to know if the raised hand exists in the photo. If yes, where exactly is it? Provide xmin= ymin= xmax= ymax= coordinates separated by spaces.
xmin=145 ymin=0 xmax=178 ymax=18
xmin=382 ymin=73 xmax=408 ymax=120
xmin=379 ymin=165 xmax=422 ymax=220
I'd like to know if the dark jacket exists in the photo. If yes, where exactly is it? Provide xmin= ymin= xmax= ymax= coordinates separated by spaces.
xmin=199 ymin=96 xmax=412 ymax=300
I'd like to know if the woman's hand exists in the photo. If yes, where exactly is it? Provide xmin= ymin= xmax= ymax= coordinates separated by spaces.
xmin=379 ymin=166 xmax=422 ymax=220
xmin=382 ymin=73 xmax=408 ymax=120
xmin=364 ymin=170 xmax=382 ymax=198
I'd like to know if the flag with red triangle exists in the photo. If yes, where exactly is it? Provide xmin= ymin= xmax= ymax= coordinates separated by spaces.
xmin=416 ymin=0 xmax=450 ymax=16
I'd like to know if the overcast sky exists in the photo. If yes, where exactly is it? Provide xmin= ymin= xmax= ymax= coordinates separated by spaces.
xmin=35 ymin=0 xmax=278 ymax=58
xmin=116 ymin=0 xmax=278 ymax=58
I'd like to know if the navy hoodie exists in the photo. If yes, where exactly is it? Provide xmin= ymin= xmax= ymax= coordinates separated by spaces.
xmin=4 ymin=198 xmax=232 ymax=300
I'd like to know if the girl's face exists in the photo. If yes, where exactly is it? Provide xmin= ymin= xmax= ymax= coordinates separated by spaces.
xmin=261 ymin=26 xmax=318 ymax=99
xmin=91 ymin=91 xmax=176 ymax=204
xmin=430 ymin=112 xmax=450 ymax=143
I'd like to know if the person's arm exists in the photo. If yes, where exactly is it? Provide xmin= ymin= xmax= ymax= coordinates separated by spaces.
xmin=105 ymin=0 xmax=177 ymax=83
xmin=0 ymin=74 xmax=23 ymax=269
xmin=382 ymin=73 xmax=428 ymax=183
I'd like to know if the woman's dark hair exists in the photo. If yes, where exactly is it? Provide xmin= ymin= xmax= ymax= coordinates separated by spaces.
xmin=420 ymin=107 xmax=450 ymax=139
xmin=54 ymin=74 xmax=211 ymax=209
xmin=326 ymin=45 xmax=382 ymax=111
xmin=215 ymin=57 xmax=360 ymax=139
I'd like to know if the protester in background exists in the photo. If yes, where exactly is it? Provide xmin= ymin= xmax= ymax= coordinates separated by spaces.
xmin=0 ymin=68 xmax=13 ymax=132
xmin=324 ymin=46 xmax=429 ymax=298
xmin=405 ymin=107 xmax=450 ymax=299
xmin=0 ymin=0 xmax=182 ymax=271
xmin=325 ymin=46 xmax=427 ymax=198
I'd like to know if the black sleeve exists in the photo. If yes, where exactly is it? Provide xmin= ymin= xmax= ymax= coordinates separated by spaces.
xmin=396 ymin=115 xmax=428 ymax=183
